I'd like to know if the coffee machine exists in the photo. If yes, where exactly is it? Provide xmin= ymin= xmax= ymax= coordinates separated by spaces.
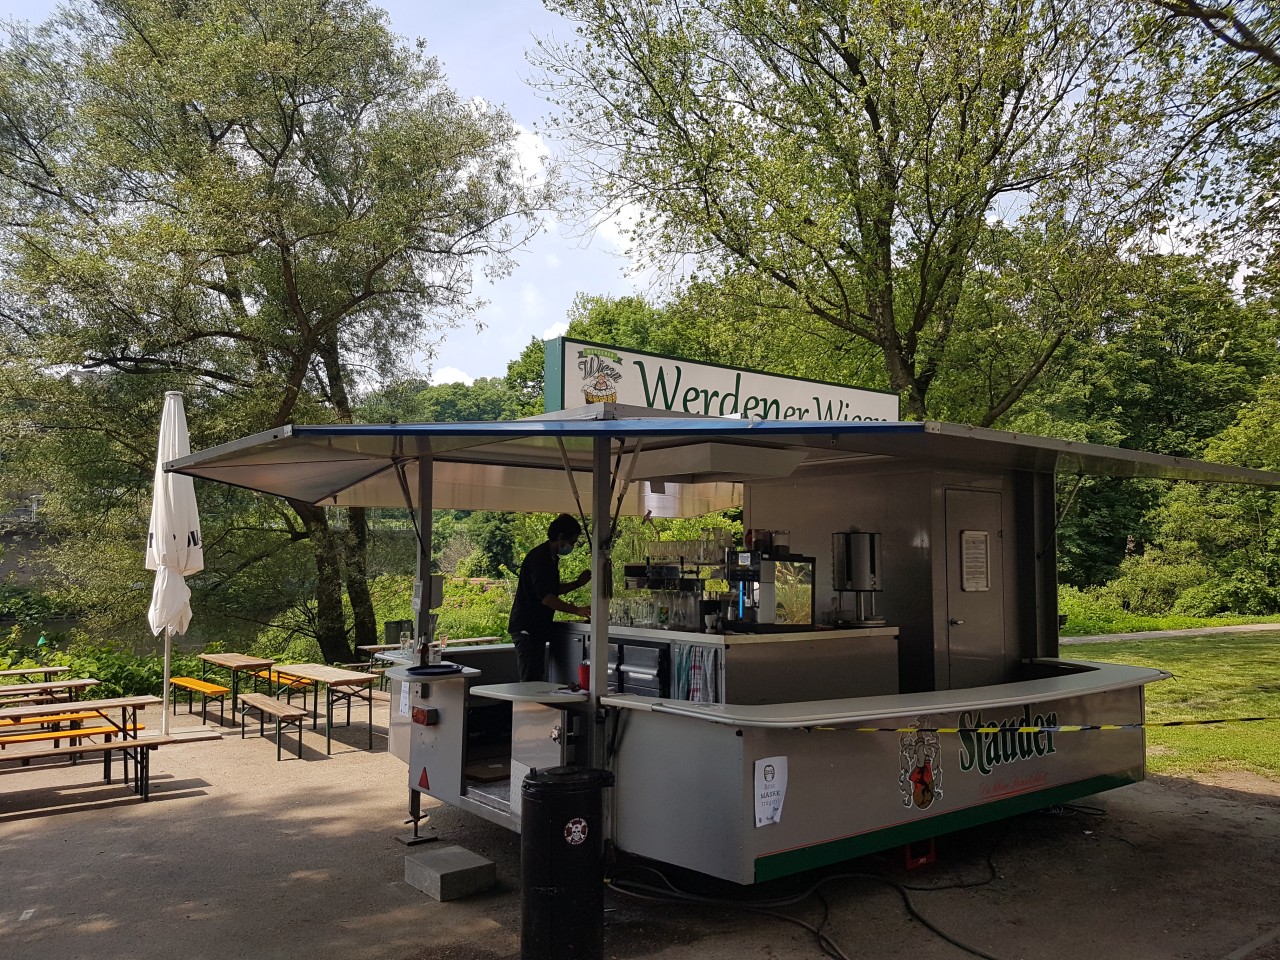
xmin=831 ymin=531 xmax=886 ymax=626
xmin=725 ymin=550 xmax=815 ymax=628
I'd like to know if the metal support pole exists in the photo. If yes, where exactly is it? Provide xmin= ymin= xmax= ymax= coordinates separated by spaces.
xmin=414 ymin=453 xmax=435 ymax=644
xmin=587 ymin=435 xmax=611 ymax=770
xmin=161 ymin=633 xmax=171 ymax=735
xmin=398 ymin=452 xmax=440 ymax=846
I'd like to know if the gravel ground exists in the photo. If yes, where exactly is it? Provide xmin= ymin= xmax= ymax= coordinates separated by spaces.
xmin=0 ymin=707 xmax=1277 ymax=960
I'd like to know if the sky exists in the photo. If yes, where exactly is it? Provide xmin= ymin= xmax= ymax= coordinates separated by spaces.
xmin=0 ymin=0 xmax=642 ymax=385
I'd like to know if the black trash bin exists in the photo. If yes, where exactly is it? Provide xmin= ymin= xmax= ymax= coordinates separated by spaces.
xmin=520 ymin=765 xmax=615 ymax=960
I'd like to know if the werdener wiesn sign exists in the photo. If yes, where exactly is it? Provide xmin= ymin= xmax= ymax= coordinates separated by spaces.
xmin=545 ymin=338 xmax=899 ymax=421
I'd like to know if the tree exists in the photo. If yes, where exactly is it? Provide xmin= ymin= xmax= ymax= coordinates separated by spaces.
xmin=1008 ymin=252 xmax=1280 ymax=586
xmin=1141 ymin=2 xmax=1280 ymax=261
xmin=0 ymin=0 xmax=549 ymax=661
xmin=1153 ymin=1 xmax=1279 ymax=68
xmin=535 ymin=0 xmax=1186 ymax=421
xmin=1101 ymin=374 xmax=1280 ymax=615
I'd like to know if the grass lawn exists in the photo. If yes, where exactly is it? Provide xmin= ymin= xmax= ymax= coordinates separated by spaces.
xmin=1068 ymin=631 xmax=1280 ymax=781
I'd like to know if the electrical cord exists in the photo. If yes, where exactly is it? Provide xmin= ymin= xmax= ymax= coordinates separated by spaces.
xmin=605 ymin=874 xmax=853 ymax=959
xmin=606 ymin=822 xmax=1020 ymax=960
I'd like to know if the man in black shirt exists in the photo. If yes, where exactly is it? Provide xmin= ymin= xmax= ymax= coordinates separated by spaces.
xmin=508 ymin=514 xmax=592 ymax=682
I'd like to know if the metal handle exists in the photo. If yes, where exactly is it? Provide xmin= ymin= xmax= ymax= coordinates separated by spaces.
xmin=949 ymin=618 xmax=965 ymax=625
xmin=620 ymin=667 xmax=659 ymax=680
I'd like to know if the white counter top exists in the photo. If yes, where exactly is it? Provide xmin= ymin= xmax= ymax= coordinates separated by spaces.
xmin=470 ymin=681 xmax=589 ymax=705
xmin=599 ymin=659 xmax=1170 ymax=728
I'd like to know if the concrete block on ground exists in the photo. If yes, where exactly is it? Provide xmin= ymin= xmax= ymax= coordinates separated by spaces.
xmin=404 ymin=845 xmax=496 ymax=901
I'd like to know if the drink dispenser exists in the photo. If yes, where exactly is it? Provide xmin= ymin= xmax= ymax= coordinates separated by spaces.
xmin=832 ymin=531 xmax=886 ymax=625
xmin=728 ymin=551 xmax=776 ymax=624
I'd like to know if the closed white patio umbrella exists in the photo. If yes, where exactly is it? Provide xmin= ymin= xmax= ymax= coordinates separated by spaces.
xmin=146 ymin=391 xmax=203 ymax=735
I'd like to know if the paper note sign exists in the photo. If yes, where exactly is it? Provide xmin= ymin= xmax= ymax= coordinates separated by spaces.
xmin=399 ymin=683 xmax=411 ymax=717
xmin=961 ymin=530 xmax=990 ymax=592
xmin=754 ymin=756 xmax=788 ymax=827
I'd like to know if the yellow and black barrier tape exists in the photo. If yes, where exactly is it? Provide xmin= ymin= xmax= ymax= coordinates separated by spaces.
xmin=813 ymin=717 xmax=1280 ymax=734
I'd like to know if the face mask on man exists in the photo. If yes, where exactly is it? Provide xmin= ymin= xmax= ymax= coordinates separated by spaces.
xmin=557 ymin=542 xmax=574 ymax=556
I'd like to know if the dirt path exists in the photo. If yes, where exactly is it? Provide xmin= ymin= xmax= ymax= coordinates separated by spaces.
xmin=0 ymin=714 xmax=1276 ymax=960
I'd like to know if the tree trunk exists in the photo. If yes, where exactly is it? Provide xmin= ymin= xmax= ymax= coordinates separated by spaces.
xmin=292 ymin=500 xmax=353 ymax=663
xmin=345 ymin=506 xmax=378 ymax=647
xmin=318 ymin=331 xmax=379 ymax=650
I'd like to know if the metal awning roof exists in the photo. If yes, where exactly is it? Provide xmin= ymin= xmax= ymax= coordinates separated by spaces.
xmin=165 ymin=404 xmax=1280 ymax=515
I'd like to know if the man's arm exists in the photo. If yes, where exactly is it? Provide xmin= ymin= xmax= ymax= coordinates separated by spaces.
xmin=541 ymin=593 xmax=590 ymax=617
xmin=556 ymin=569 xmax=591 ymax=594
xmin=542 ymin=569 xmax=590 ymax=617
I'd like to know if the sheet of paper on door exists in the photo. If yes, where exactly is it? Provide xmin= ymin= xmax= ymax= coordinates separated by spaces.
xmin=961 ymin=530 xmax=990 ymax=592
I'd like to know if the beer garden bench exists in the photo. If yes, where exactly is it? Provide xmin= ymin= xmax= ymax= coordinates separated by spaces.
xmin=238 ymin=692 xmax=308 ymax=760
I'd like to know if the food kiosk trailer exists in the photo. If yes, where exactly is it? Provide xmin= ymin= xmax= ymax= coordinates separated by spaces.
xmin=169 ymin=405 xmax=1280 ymax=884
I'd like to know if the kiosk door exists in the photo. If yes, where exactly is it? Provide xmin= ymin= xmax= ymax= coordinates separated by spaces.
xmin=944 ymin=489 xmax=1008 ymax=689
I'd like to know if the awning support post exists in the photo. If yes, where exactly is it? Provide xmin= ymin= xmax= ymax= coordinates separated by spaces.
xmin=414 ymin=453 xmax=434 ymax=645
xmin=587 ymin=435 xmax=611 ymax=770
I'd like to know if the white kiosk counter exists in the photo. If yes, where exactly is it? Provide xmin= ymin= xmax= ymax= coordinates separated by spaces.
xmin=602 ymin=659 xmax=1166 ymax=883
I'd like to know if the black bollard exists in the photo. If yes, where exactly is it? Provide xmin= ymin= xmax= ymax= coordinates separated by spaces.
xmin=520 ymin=766 xmax=615 ymax=960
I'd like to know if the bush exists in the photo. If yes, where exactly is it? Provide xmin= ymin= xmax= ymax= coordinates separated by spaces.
xmin=1057 ymin=584 xmax=1274 ymax=636
xmin=1096 ymin=553 xmax=1211 ymax=616
xmin=1170 ymin=582 xmax=1231 ymax=618
xmin=437 ymin=578 xmax=511 ymax=640
xmin=1172 ymin=571 xmax=1280 ymax=617
xmin=0 ymin=585 xmax=76 ymax=626
xmin=0 ymin=631 xmax=204 ymax=698
xmin=361 ymin=572 xmax=513 ymax=642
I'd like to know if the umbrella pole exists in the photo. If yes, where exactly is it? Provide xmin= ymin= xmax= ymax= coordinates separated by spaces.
xmin=162 ymin=632 xmax=172 ymax=735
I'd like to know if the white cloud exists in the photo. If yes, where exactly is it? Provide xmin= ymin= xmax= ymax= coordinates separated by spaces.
xmin=541 ymin=320 xmax=569 ymax=340
xmin=545 ymin=252 xmax=561 ymax=269
xmin=521 ymin=283 xmax=547 ymax=322
xmin=431 ymin=366 xmax=474 ymax=386
xmin=512 ymin=124 xmax=552 ymax=189
xmin=589 ymin=202 xmax=659 ymax=288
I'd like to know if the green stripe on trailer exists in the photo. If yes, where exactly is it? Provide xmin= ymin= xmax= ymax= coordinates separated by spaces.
xmin=754 ymin=772 xmax=1138 ymax=883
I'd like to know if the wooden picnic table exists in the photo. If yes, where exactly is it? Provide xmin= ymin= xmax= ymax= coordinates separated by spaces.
xmin=0 ymin=694 xmax=161 ymax=735
xmin=356 ymin=643 xmax=402 ymax=663
xmin=198 ymin=653 xmax=275 ymax=712
xmin=0 ymin=665 xmax=71 ymax=682
xmin=0 ymin=677 xmax=100 ymax=704
xmin=0 ymin=695 xmax=169 ymax=799
xmin=272 ymin=663 xmax=376 ymax=754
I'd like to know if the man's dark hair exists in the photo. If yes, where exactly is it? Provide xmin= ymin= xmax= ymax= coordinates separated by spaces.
xmin=547 ymin=513 xmax=582 ymax=542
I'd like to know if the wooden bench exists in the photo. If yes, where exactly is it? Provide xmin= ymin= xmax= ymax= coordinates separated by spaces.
xmin=0 ymin=724 xmax=144 ymax=750
xmin=0 ymin=735 xmax=176 ymax=800
xmin=170 ymin=677 xmax=230 ymax=723
xmin=0 ymin=710 xmax=108 ymax=729
xmin=238 ymin=693 xmax=308 ymax=760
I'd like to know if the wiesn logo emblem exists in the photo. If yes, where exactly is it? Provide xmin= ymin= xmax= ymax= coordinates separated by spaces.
xmin=577 ymin=347 xmax=623 ymax=404
xmin=898 ymin=721 xmax=943 ymax=810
